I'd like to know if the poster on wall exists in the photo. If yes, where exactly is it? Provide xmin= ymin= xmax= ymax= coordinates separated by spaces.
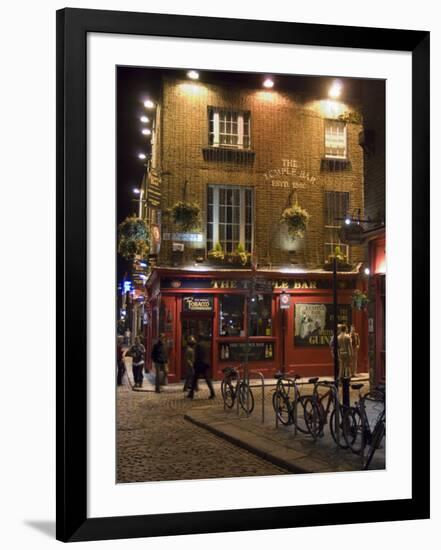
xmin=294 ymin=303 xmax=352 ymax=346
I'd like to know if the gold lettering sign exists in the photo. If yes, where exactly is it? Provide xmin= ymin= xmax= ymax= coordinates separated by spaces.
xmin=273 ymin=280 xmax=318 ymax=290
xmin=183 ymin=296 xmax=213 ymax=311
xmin=211 ymin=280 xmax=238 ymax=289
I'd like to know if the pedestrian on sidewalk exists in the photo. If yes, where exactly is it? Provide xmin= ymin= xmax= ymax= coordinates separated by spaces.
xmin=126 ymin=336 xmax=146 ymax=388
xmin=151 ymin=333 xmax=168 ymax=393
xmin=187 ymin=334 xmax=215 ymax=400
xmin=350 ymin=325 xmax=360 ymax=377
xmin=183 ymin=335 xmax=197 ymax=392
xmin=337 ymin=324 xmax=353 ymax=380
xmin=124 ymin=328 xmax=131 ymax=346
xmin=329 ymin=323 xmax=342 ymax=359
xmin=116 ymin=339 xmax=125 ymax=386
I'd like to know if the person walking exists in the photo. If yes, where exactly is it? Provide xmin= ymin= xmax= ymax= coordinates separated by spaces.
xmin=151 ymin=333 xmax=168 ymax=393
xmin=350 ymin=325 xmax=360 ymax=377
xmin=116 ymin=340 xmax=125 ymax=386
xmin=126 ymin=336 xmax=146 ymax=388
xmin=183 ymin=335 xmax=197 ymax=392
xmin=337 ymin=324 xmax=353 ymax=381
xmin=187 ymin=334 xmax=215 ymax=400
xmin=329 ymin=324 xmax=342 ymax=359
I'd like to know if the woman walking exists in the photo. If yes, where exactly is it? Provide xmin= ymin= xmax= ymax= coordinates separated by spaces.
xmin=183 ymin=335 xmax=197 ymax=392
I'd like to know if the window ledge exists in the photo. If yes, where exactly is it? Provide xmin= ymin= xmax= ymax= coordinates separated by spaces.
xmin=203 ymin=147 xmax=255 ymax=164
xmin=321 ymin=158 xmax=351 ymax=171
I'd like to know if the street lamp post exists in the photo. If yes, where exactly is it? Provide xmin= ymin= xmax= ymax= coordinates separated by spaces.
xmin=333 ymin=257 xmax=350 ymax=407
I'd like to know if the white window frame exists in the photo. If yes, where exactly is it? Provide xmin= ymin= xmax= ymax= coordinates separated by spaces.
xmin=209 ymin=108 xmax=251 ymax=149
xmin=207 ymin=185 xmax=254 ymax=253
xmin=324 ymin=190 xmax=350 ymax=262
xmin=324 ymin=119 xmax=347 ymax=159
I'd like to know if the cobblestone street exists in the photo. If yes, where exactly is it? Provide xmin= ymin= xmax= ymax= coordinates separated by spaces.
xmin=117 ymin=383 xmax=289 ymax=483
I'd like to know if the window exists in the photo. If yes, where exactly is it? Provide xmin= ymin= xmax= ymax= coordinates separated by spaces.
xmin=219 ymin=295 xmax=245 ymax=337
xmin=325 ymin=120 xmax=347 ymax=159
xmin=208 ymin=108 xmax=251 ymax=149
xmin=207 ymin=185 xmax=253 ymax=253
xmin=249 ymin=294 xmax=273 ymax=336
xmin=324 ymin=191 xmax=350 ymax=261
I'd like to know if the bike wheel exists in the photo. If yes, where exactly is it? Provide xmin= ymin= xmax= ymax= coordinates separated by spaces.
xmin=221 ymin=380 xmax=235 ymax=408
xmin=272 ymin=391 xmax=292 ymax=425
xmin=294 ymin=396 xmax=312 ymax=433
xmin=363 ymin=419 xmax=385 ymax=470
xmin=342 ymin=407 xmax=364 ymax=454
xmin=303 ymin=398 xmax=323 ymax=439
xmin=238 ymin=384 xmax=254 ymax=414
xmin=329 ymin=408 xmax=349 ymax=449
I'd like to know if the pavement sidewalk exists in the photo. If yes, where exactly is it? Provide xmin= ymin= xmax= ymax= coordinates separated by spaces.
xmin=183 ymin=376 xmax=385 ymax=475
xmin=122 ymin=361 xmax=384 ymax=475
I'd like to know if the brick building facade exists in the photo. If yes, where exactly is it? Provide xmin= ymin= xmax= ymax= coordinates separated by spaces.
xmin=142 ymin=72 xmax=370 ymax=381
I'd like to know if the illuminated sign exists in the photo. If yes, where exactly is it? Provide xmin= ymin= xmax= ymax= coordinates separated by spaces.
xmin=183 ymin=295 xmax=213 ymax=312
xmin=264 ymin=158 xmax=317 ymax=190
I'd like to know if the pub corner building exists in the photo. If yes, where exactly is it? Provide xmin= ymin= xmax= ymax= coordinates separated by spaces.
xmin=124 ymin=70 xmax=386 ymax=387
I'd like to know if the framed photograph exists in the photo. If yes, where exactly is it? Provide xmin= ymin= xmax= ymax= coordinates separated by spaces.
xmin=56 ymin=8 xmax=429 ymax=542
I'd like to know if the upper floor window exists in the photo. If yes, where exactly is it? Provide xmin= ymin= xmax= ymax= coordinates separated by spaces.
xmin=207 ymin=185 xmax=253 ymax=253
xmin=325 ymin=120 xmax=347 ymax=159
xmin=208 ymin=108 xmax=251 ymax=149
xmin=324 ymin=191 xmax=350 ymax=260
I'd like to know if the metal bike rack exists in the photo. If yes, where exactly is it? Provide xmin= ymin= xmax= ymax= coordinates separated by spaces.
xmin=247 ymin=368 xmax=265 ymax=423
xmin=236 ymin=368 xmax=241 ymax=416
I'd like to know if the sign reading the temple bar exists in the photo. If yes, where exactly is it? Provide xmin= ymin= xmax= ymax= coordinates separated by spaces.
xmin=161 ymin=277 xmax=356 ymax=290
xmin=264 ymin=158 xmax=317 ymax=190
xmin=294 ymin=303 xmax=352 ymax=346
xmin=183 ymin=295 xmax=213 ymax=312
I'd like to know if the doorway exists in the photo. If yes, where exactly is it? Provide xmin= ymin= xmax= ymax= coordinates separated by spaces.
xmin=181 ymin=315 xmax=213 ymax=379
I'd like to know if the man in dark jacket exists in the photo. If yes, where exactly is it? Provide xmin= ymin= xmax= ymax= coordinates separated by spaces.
xmin=151 ymin=333 xmax=168 ymax=393
xmin=187 ymin=334 xmax=215 ymax=400
xmin=125 ymin=336 xmax=146 ymax=388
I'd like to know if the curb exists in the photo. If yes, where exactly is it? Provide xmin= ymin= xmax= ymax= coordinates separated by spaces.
xmin=184 ymin=413 xmax=310 ymax=475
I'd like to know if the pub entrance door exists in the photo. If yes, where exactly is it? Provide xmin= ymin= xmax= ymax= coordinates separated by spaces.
xmin=181 ymin=314 xmax=213 ymax=379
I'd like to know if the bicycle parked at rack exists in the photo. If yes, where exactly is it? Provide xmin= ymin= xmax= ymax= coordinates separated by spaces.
xmin=303 ymin=378 xmax=351 ymax=448
xmin=342 ymin=384 xmax=385 ymax=467
xmin=271 ymin=373 xmax=311 ymax=434
xmin=221 ymin=366 xmax=254 ymax=414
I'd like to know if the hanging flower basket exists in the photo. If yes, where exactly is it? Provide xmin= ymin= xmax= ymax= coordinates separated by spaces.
xmin=281 ymin=203 xmax=310 ymax=239
xmin=171 ymin=201 xmax=201 ymax=231
xmin=117 ymin=215 xmax=150 ymax=260
xmin=351 ymin=289 xmax=369 ymax=310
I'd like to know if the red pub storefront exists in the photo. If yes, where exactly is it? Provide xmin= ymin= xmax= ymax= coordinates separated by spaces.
xmin=144 ymin=267 xmax=368 ymax=382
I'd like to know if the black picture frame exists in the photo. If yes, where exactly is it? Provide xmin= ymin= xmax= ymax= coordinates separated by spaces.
xmin=56 ymin=8 xmax=430 ymax=542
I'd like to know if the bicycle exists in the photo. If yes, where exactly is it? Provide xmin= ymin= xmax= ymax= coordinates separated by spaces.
xmin=221 ymin=366 xmax=254 ymax=414
xmin=303 ymin=378 xmax=350 ymax=448
xmin=362 ymin=406 xmax=385 ymax=470
xmin=342 ymin=384 xmax=385 ymax=463
xmin=271 ymin=373 xmax=311 ymax=434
